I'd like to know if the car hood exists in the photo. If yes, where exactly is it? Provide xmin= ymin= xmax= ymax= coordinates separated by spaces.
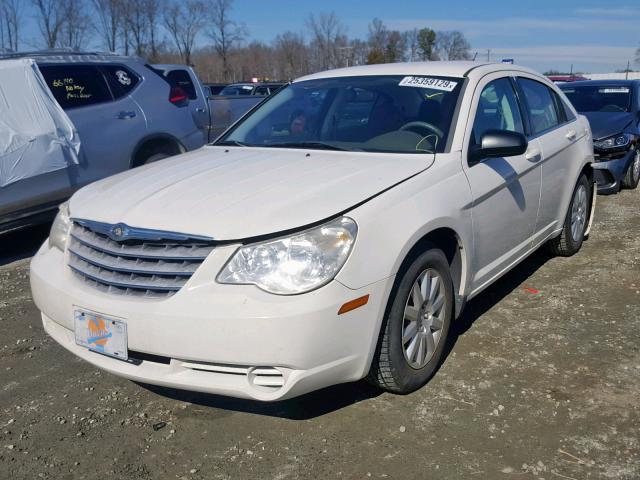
xmin=581 ymin=112 xmax=634 ymax=141
xmin=70 ymin=146 xmax=431 ymax=240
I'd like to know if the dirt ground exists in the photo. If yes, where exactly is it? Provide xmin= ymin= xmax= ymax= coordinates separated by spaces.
xmin=0 ymin=189 xmax=638 ymax=480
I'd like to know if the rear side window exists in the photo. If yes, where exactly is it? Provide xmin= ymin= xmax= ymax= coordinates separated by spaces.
xmin=40 ymin=65 xmax=112 ymax=109
xmin=165 ymin=70 xmax=197 ymax=99
xmin=472 ymin=78 xmax=525 ymax=145
xmin=102 ymin=65 xmax=140 ymax=99
xmin=517 ymin=78 xmax=560 ymax=135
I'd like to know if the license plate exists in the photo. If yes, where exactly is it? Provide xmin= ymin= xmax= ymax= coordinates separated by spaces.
xmin=74 ymin=310 xmax=128 ymax=361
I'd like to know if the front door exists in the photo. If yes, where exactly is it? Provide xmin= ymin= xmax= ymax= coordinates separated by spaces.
xmin=462 ymin=75 xmax=542 ymax=294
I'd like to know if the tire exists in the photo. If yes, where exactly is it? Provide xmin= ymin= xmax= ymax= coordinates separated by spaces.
xmin=367 ymin=246 xmax=454 ymax=394
xmin=142 ymin=152 xmax=170 ymax=165
xmin=546 ymin=174 xmax=591 ymax=257
xmin=621 ymin=149 xmax=640 ymax=190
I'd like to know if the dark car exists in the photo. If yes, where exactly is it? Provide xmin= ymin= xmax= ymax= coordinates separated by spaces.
xmin=560 ymin=80 xmax=640 ymax=193
xmin=219 ymin=82 xmax=285 ymax=96
xmin=203 ymin=83 xmax=228 ymax=96
xmin=548 ymin=75 xmax=588 ymax=84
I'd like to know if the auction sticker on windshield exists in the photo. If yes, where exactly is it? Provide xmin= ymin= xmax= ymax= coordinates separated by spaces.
xmin=74 ymin=310 xmax=128 ymax=360
xmin=399 ymin=77 xmax=458 ymax=92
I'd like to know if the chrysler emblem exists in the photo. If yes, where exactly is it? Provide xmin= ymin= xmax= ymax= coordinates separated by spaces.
xmin=109 ymin=224 xmax=129 ymax=240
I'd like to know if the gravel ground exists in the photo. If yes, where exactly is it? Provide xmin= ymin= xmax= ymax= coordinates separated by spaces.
xmin=0 ymin=190 xmax=638 ymax=480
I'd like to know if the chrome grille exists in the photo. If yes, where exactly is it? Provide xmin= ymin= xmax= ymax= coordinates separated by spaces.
xmin=67 ymin=220 xmax=215 ymax=298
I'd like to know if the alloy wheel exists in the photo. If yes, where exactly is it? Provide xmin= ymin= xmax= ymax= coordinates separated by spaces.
xmin=570 ymin=184 xmax=588 ymax=241
xmin=402 ymin=269 xmax=446 ymax=369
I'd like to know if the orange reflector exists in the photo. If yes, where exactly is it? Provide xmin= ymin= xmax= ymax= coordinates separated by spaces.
xmin=338 ymin=294 xmax=370 ymax=315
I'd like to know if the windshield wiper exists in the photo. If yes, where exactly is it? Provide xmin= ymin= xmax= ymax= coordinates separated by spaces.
xmin=264 ymin=141 xmax=348 ymax=151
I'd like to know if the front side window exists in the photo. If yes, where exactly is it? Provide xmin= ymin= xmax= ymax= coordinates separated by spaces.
xmin=518 ymin=78 xmax=560 ymax=135
xmin=218 ymin=75 xmax=463 ymax=154
xmin=560 ymin=85 xmax=632 ymax=113
xmin=39 ymin=65 xmax=112 ymax=109
xmin=472 ymin=78 xmax=524 ymax=145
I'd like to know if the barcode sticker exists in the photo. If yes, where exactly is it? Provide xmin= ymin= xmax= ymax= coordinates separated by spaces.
xmin=399 ymin=77 xmax=458 ymax=92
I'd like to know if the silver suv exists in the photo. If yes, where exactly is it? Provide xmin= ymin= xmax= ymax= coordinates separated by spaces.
xmin=0 ymin=51 xmax=209 ymax=234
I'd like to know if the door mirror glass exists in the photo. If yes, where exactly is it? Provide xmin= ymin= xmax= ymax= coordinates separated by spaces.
xmin=469 ymin=130 xmax=528 ymax=164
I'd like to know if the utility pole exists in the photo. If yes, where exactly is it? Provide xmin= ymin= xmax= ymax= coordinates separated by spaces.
xmin=626 ymin=60 xmax=630 ymax=80
xmin=487 ymin=49 xmax=491 ymax=62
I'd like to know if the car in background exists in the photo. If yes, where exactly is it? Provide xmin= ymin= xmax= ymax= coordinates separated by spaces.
xmin=31 ymin=62 xmax=595 ymax=401
xmin=219 ymin=82 xmax=285 ymax=96
xmin=560 ymin=80 xmax=640 ymax=193
xmin=203 ymin=83 xmax=228 ymax=96
xmin=548 ymin=75 xmax=588 ymax=84
xmin=0 ymin=50 xmax=210 ymax=234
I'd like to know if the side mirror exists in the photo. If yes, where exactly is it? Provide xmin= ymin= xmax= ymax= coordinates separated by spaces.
xmin=469 ymin=130 xmax=528 ymax=165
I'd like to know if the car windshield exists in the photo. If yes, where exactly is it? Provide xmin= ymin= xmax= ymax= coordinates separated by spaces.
xmin=561 ymin=85 xmax=632 ymax=113
xmin=220 ymin=84 xmax=254 ymax=96
xmin=217 ymin=75 xmax=463 ymax=154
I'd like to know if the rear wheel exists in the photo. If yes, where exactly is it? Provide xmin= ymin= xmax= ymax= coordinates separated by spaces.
xmin=621 ymin=149 xmax=640 ymax=190
xmin=367 ymin=247 xmax=453 ymax=394
xmin=547 ymin=174 xmax=591 ymax=257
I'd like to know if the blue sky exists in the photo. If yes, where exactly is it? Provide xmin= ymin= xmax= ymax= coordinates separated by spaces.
xmin=17 ymin=0 xmax=639 ymax=73
xmin=236 ymin=0 xmax=639 ymax=73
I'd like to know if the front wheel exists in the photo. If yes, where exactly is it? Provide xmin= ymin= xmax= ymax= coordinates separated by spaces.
xmin=546 ymin=174 xmax=592 ymax=257
xmin=367 ymin=247 xmax=453 ymax=394
xmin=621 ymin=149 xmax=640 ymax=190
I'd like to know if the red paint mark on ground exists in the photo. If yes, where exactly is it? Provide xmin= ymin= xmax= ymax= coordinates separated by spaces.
xmin=524 ymin=287 xmax=541 ymax=295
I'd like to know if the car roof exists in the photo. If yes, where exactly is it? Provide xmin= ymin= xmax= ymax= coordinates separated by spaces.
xmin=558 ymin=79 xmax=640 ymax=88
xmin=294 ymin=61 xmax=541 ymax=82
xmin=0 ymin=50 xmax=142 ymax=64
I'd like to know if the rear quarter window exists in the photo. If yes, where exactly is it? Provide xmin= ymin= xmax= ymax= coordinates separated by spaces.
xmin=165 ymin=70 xmax=197 ymax=99
xmin=39 ymin=65 xmax=113 ymax=109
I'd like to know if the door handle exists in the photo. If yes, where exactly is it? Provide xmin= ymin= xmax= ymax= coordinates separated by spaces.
xmin=526 ymin=149 xmax=541 ymax=162
xmin=194 ymin=107 xmax=206 ymax=113
xmin=566 ymin=130 xmax=577 ymax=141
xmin=116 ymin=111 xmax=136 ymax=119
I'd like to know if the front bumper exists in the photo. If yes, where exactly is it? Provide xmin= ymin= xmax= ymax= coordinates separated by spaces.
xmin=30 ymin=242 xmax=391 ymax=401
xmin=592 ymin=148 xmax=636 ymax=194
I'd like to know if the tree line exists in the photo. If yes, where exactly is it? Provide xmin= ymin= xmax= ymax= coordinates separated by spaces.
xmin=0 ymin=0 xmax=474 ymax=83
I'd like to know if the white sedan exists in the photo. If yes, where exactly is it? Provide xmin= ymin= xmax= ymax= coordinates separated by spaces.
xmin=30 ymin=62 xmax=595 ymax=401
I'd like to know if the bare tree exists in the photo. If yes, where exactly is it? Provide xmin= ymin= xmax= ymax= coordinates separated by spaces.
xmin=92 ymin=0 xmax=123 ymax=52
xmin=306 ymin=11 xmax=345 ymax=70
xmin=164 ymin=0 xmax=206 ymax=65
xmin=405 ymin=29 xmax=420 ymax=62
xmin=144 ymin=0 xmax=163 ymax=61
xmin=273 ymin=31 xmax=309 ymax=80
xmin=123 ymin=0 xmax=149 ymax=56
xmin=208 ymin=0 xmax=246 ymax=81
xmin=1 ymin=0 xmax=22 ymax=51
xmin=32 ymin=0 xmax=65 ymax=49
xmin=635 ymin=47 xmax=640 ymax=66
xmin=436 ymin=31 xmax=471 ymax=60
xmin=59 ymin=0 xmax=91 ymax=50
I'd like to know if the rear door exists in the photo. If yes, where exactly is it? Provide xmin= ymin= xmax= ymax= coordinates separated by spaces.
xmin=40 ymin=63 xmax=145 ymax=186
xmin=516 ymin=77 xmax=583 ymax=242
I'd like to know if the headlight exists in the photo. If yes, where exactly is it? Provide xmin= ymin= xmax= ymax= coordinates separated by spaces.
xmin=217 ymin=217 xmax=357 ymax=295
xmin=49 ymin=201 xmax=71 ymax=251
xmin=594 ymin=133 xmax=633 ymax=150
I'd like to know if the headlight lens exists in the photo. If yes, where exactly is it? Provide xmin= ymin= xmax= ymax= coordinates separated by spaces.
xmin=49 ymin=201 xmax=71 ymax=251
xmin=594 ymin=133 xmax=632 ymax=150
xmin=217 ymin=217 xmax=357 ymax=294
